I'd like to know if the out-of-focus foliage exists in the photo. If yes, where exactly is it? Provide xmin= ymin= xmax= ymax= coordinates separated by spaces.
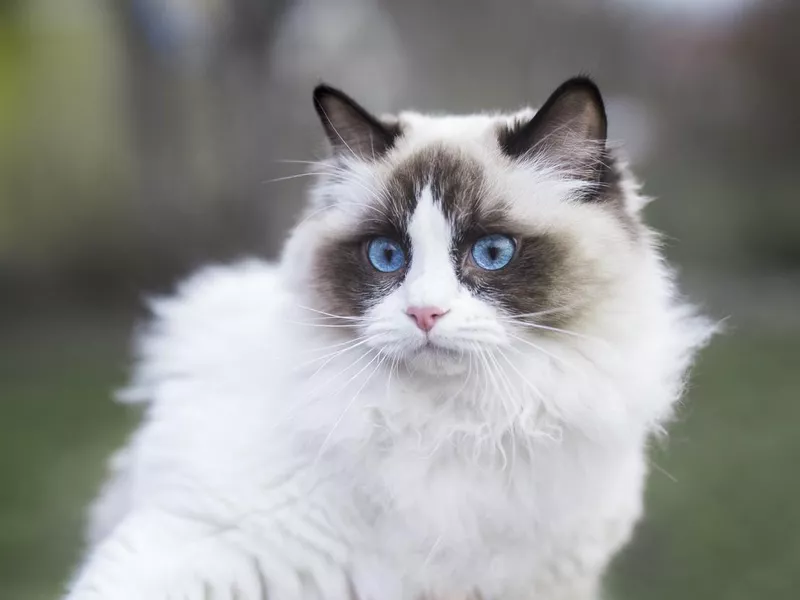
xmin=0 ymin=1 xmax=798 ymax=599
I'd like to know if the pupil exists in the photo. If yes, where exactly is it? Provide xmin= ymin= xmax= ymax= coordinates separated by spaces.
xmin=383 ymin=248 xmax=394 ymax=263
xmin=488 ymin=246 xmax=499 ymax=261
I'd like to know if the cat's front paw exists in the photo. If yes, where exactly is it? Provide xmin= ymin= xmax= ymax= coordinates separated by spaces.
xmin=65 ymin=510 xmax=353 ymax=600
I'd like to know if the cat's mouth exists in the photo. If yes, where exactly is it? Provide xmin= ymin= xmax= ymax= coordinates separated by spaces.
xmin=415 ymin=341 xmax=463 ymax=359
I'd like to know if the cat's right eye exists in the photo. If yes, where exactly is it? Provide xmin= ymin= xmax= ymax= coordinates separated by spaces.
xmin=367 ymin=237 xmax=407 ymax=273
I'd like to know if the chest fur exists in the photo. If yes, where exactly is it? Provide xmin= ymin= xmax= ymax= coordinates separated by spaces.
xmin=340 ymin=433 xmax=641 ymax=599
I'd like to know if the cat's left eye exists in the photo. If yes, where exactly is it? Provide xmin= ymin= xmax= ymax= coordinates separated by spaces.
xmin=471 ymin=234 xmax=516 ymax=271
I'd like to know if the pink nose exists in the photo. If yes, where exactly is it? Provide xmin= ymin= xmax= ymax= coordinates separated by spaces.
xmin=406 ymin=306 xmax=448 ymax=332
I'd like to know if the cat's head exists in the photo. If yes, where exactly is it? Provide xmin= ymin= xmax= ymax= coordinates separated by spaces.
xmin=284 ymin=77 xmax=649 ymax=376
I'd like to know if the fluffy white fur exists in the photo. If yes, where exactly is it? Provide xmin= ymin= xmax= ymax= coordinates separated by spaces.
xmin=65 ymin=108 xmax=712 ymax=600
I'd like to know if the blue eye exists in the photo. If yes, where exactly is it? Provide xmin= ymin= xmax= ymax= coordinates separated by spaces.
xmin=367 ymin=237 xmax=406 ymax=272
xmin=471 ymin=234 xmax=515 ymax=270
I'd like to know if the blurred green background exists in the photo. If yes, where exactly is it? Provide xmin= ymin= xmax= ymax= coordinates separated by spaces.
xmin=1 ymin=1 xmax=798 ymax=598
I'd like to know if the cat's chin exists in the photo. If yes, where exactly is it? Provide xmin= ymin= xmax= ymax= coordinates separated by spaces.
xmin=403 ymin=344 xmax=470 ymax=376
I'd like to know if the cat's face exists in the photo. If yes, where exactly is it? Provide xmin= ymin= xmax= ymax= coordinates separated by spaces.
xmin=288 ymin=78 xmax=643 ymax=375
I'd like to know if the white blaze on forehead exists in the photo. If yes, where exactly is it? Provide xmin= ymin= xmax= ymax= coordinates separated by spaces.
xmin=404 ymin=185 xmax=459 ymax=308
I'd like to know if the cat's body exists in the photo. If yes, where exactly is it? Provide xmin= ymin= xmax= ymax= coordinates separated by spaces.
xmin=65 ymin=79 xmax=711 ymax=600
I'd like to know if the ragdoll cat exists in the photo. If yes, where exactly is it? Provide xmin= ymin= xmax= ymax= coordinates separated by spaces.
xmin=65 ymin=77 xmax=712 ymax=600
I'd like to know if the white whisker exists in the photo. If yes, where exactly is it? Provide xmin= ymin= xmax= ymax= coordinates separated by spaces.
xmin=296 ymin=336 xmax=378 ymax=370
xmin=275 ymin=159 xmax=335 ymax=168
xmin=500 ymin=304 xmax=580 ymax=320
xmin=385 ymin=353 xmax=399 ymax=401
xmin=296 ymin=305 xmax=376 ymax=322
xmin=486 ymin=348 xmax=521 ymax=432
xmin=470 ymin=343 xmax=491 ymax=402
xmin=503 ymin=320 xmax=612 ymax=348
xmin=287 ymin=321 xmax=361 ymax=329
xmin=270 ymin=347 xmax=375 ymax=432
xmin=450 ymin=350 xmax=474 ymax=400
xmin=315 ymin=103 xmax=359 ymax=160
xmin=495 ymin=346 xmax=546 ymax=403
xmin=304 ymin=347 xmax=376 ymax=399
xmin=489 ymin=346 xmax=525 ymax=478
xmin=262 ymin=172 xmax=331 ymax=184
xmin=300 ymin=335 xmax=373 ymax=355
xmin=315 ymin=350 xmax=387 ymax=461
xmin=650 ymin=460 xmax=678 ymax=483
xmin=506 ymin=332 xmax=582 ymax=374
xmin=423 ymin=535 xmax=443 ymax=567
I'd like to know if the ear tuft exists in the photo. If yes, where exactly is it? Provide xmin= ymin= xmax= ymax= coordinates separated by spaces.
xmin=313 ymin=84 xmax=401 ymax=160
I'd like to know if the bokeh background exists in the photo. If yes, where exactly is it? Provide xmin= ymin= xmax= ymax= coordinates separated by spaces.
xmin=1 ymin=0 xmax=799 ymax=598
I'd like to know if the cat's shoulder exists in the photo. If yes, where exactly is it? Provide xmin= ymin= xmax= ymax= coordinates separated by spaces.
xmin=120 ymin=259 xmax=292 ymax=403
xmin=161 ymin=258 xmax=287 ymax=314
xmin=150 ymin=258 xmax=285 ymax=326
xmin=145 ymin=259 xmax=291 ymax=335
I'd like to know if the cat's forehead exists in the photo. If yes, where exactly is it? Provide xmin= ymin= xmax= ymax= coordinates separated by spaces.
xmin=392 ymin=109 xmax=537 ymax=149
xmin=366 ymin=109 xmax=538 ymax=231
xmin=379 ymin=145 xmax=509 ymax=236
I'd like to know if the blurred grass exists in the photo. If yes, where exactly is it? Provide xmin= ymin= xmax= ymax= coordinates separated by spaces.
xmin=0 ymin=315 xmax=798 ymax=599
xmin=0 ymin=316 xmax=138 ymax=600
xmin=609 ymin=326 xmax=800 ymax=599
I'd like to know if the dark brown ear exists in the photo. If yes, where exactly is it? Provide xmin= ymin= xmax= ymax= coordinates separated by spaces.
xmin=313 ymin=84 xmax=400 ymax=160
xmin=498 ymin=76 xmax=607 ymax=180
